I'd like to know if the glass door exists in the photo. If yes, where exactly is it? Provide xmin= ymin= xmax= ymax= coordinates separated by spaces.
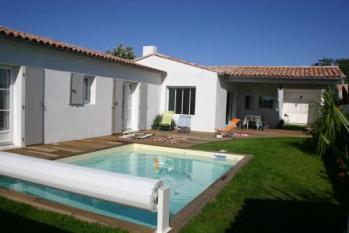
xmin=0 ymin=68 xmax=11 ymax=144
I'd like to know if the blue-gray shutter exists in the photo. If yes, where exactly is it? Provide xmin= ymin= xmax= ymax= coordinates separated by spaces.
xmin=70 ymin=73 xmax=84 ymax=105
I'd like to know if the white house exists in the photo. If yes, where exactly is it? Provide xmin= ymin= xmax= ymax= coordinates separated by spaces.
xmin=0 ymin=26 xmax=345 ymax=148
xmin=136 ymin=46 xmax=345 ymax=131
xmin=0 ymin=26 xmax=165 ymax=147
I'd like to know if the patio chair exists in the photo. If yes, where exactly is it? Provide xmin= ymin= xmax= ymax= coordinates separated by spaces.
xmin=176 ymin=115 xmax=191 ymax=133
xmin=159 ymin=111 xmax=174 ymax=130
xmin=216 ymin=118 xmax=240 ymax=133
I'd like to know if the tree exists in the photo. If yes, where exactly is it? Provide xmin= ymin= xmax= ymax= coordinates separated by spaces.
xmin=336 ymin=58 xmax=349 ymax=78
xmin=313 ymin=57 xmax=336 ymax=66
xmin=313 ymin=89 xmax=349 ymax=156
xmin=106 ymin=43 xmax=136 ymax=60
xmin=314 ymin=57 xmax=349 ymax=78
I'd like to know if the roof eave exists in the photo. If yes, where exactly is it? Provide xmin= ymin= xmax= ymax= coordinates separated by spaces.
xmin=0 ymin=29 xmax=166 ymax=76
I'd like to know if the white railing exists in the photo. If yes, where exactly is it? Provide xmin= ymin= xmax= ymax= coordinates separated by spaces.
xmin=0 ymin=152 xmax=171 ymax=233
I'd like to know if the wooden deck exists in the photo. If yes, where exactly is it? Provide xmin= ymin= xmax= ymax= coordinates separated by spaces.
xmin=5 ymin=129 xmax=308 ymax=160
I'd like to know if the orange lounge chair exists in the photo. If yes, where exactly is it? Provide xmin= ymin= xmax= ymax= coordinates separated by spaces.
xmin=216 ymin=118 xmax=240 ymax=133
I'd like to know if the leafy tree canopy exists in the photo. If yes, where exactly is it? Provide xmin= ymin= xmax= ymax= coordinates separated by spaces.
xmin=314 ymin=57 xmax=349 ymax=78
xmin=106 ymin=43 xmax=136 ymax=60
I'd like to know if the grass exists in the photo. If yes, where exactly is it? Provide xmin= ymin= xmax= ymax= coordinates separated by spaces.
xmin=181 ymin=137 xmax=348 ymax=233
xmin=0 ymin=196 xmax=126 ymax=233
xmin=0 ymin=137 xmax=347 ymax=233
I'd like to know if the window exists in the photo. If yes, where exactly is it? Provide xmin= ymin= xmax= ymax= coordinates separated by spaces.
xmin=70 ymin=73 xmax=95 ymax=105
xmin=83 ymin=76 xmax=94 ymax=104
xmin=168 ymin=87 xmax=195 ymax=115
xmin=259 ymin=96 xmax=274 ymax=108
xmin=245 ymin=96 xmax=254 ymax=110
xmin=0 ymin=68 xmax=10 ymax=131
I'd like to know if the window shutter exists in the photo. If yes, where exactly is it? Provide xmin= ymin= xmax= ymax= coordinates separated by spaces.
xmin=70 ymin=73 xmax=84 ymax=105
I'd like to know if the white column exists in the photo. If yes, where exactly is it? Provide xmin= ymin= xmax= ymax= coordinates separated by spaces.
xmin=156 ymin=186 xmax=171 ymax=233
xmin=277 ymin=88 xmax=284 ymax=120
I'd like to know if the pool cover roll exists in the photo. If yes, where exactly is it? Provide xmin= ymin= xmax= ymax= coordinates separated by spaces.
xmin=0 ymin=152 xmax=163 ymax=211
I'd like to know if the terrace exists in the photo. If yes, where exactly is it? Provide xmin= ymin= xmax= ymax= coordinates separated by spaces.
xmin=2 ymin=128 xmax=344 ymax=233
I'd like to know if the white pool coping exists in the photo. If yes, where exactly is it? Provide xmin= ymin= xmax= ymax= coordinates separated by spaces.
xmin=59 ymin=143 xmax=245 ymax=165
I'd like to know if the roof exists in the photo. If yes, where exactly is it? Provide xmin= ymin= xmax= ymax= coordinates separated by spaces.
xmin=135 ymin=53 xmax=212 ymax=72
xmin=0 ymin=26 xmax=166 ymax=75
xmin=207 ymin=66 xmax=345 ymax=79
xmin=136 ymin=53 xmax=345 ymax=80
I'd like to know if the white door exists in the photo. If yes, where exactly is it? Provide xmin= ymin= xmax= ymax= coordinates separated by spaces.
xmin=0 ymin=68 xmax=12 ymax=144
xmin=25 ymin=67 xmax=45 ymax=145
xmin=123 ymin=82 xmax=134 ymax=131
xmin=283 ymin=89 xmax=321 ymax=124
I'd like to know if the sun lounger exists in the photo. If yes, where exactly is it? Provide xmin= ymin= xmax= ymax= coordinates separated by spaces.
xmin=177 ymin=115 xmax=191 ymax=133
xmin=159 ymin=111 xmax=174 ymax=130
xmin=216 ymin=118 xmax=240 ymax=133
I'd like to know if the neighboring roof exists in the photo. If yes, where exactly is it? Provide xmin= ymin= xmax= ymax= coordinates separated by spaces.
xmin=136 ymin=53 xmax=345 ymax=80
xmin=0 ymin=26 xmax=166 ymax=75
xmin=207 ymin=66 xmax=345 ymax=79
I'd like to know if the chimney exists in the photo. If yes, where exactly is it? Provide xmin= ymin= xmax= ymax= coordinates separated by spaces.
xmin=142 ymin=45 xmax=158 ymax=57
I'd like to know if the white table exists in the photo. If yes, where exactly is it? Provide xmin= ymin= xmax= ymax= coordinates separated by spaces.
xmin=243 ymin=115 xmax=263 ymax=130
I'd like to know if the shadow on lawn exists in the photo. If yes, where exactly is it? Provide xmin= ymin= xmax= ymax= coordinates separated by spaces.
xmin=286 ymin=138 xmax=317 ymax=155
xmin=226 ymin=198 xmax=346 ymax=233
xmin=227 ymin=139 xmax=349 ymax=233
xmin=0 ymin=208 xmax=70 ymax=233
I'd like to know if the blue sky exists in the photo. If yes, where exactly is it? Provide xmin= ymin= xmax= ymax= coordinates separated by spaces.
xmin=1 ymin=0 xmax=348 ymax=66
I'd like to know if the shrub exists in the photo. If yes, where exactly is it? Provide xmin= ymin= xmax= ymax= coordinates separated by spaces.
xmin=151 ymin=114 xmax=176 ymax=130
xmin=151 ymin=114 xmax=162 ymax=129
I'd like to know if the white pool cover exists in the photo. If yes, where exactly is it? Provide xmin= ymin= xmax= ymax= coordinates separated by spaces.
xmin=0 ymin=152 xmax=163 ymax=211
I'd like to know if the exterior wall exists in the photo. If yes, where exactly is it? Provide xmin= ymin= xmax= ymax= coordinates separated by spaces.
xmin=146 ymin=82 xmax=161 ymax=129
xmin=11 ymin=66 xmax=25 ymax=147
xmin=136 ymin=55 xmax=219 ymax=132
xmin=0 ymin=38 xmax=163 ymax=85
xmin=215 ymin=78 xmax=228 ymax=129
xmin=0 ymin=38 xmax=163 ymax=146
xmin=44 ymin=69 xmax=114 ymax=143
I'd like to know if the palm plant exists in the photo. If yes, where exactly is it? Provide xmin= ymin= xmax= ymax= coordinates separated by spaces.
xmin=313 ymin=89 xmax=349 ymax=156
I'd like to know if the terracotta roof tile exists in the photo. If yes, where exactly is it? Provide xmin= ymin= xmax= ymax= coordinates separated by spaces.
xmin=206 ymin=65 xmax=345 ymax=79
xmin=0 ymin=26 xmax=166 ymax=75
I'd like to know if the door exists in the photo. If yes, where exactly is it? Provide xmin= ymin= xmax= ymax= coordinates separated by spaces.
xmin=138 ymin=83 xmax=148 ymax=130
xmin=225 ymin=91 xmax=233 ymax=124
xmin=283 ymin=89 xmax=321 ymax=124
xmin=123 ymin=82 xmax=134 ymax=131
xmin=25 ymin=67 xmax=45 ymax=145
xmin=0 ymin=68 xmax=12 ymax=144
xmin=112 ymin=79 xmax=117 ymax=134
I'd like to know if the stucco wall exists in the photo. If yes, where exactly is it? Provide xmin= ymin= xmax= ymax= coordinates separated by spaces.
xmin=44 ymin=69 xmax=114 ymax=143
xmin=0 ymin=38 xmax=163 ymax=85
xmin=136 ymin=55 xmax=219 ymax=132
xmin=215 ymin=78 xmax=228 ymax=129
xmin=11 ymin=66 xmax=24 ymax=146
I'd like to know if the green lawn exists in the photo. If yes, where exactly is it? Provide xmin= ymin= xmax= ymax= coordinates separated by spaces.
xmin=0 ymin=137 xmax=347 ymax=233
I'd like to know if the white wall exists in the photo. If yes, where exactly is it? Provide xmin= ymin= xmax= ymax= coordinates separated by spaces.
xmin=136 ymin=55 xmax=220 ymax=132
xmin=146 ymin=83 xmax=161 ymax=129
xmin=0 ymin=38 xmax=163 ymax=85
xmin=215 ymin=78 xmax=228 ymax=129
xmin=44 ymin=69 xmax=114 ymax=143
xmin=11 ymin=66 xmax=25 ymax=146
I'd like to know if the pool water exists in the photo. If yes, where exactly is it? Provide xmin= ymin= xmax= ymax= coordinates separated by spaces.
xmin=0 ymin=145 xmax=243 ymax=228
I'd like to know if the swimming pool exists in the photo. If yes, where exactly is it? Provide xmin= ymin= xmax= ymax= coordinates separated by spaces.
xmin=0 ymin=144 xmax=245 ymax=228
